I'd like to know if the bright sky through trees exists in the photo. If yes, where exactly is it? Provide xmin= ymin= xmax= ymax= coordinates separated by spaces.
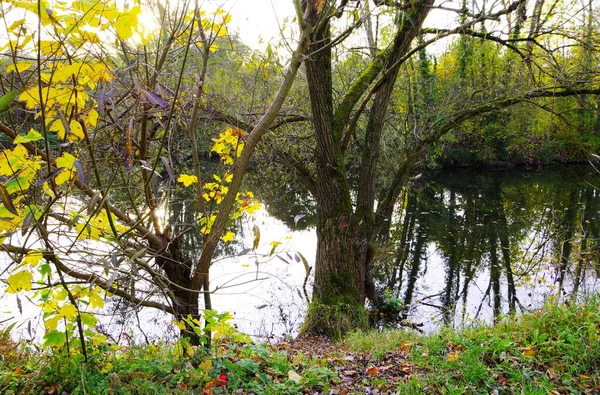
xmin=211 ymin=0 xmax=454 ymax=51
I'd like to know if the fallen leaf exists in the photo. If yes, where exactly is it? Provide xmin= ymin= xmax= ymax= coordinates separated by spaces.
xmin=447 ymin=350 xmax=460 ymax=361
xmin=421 ymin=347 xmax=429 ymax=358
xmin=522 ymin=347 xmax=536 ymax=357
xmin=366 ymin=366 xmax=379 ymax=376
xmin=292 ymin=355 xmax=303 ymax=364
xmin=177 ymin=382 xmax=187 ymax=391
xmin=343 ymin=370 xmax=357 ymax=376
xmin=547 ymin=368 xmax=557 ymax=380
xmin=341 ymin=376 xmax=354 ymax=384
xmin=14 ymin=367 xmax=24 ymax=375
xmin=288 ymin=370 xmax=302 ymax=384
xmin=548 ymin=391 xmax=561 ymax=395
xmin=399 ymin=364 xmax=413 ymax=375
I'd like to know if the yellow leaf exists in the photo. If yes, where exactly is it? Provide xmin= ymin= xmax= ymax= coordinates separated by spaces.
xmin=39 ymin=40 xmax=63 ymax=56
xmin=86 ymin=109 xmax=99 ymax=128
xmin=7 ymin=270 xmax=33 ymax=293
xmin=113 ymin=6 xmax=141 ymax=40
xmin=199 ymin=360 xmax=212 ymax=372
xmin=69 ymin=120 xmax=85 ymax=141
xmin=6 ymin=62 xmax=32 ymax=73
xmin=18 ymin=88 xmax=40 ymax=109
xmin=89 ymin=291 xmax=104 ymax=308
xmin=55 ymin=152 xmax=77 ymax=185
xmin=221 ymin=231 xmax=235 ymax=242
xmin=447 ymin=350 xmax=460 ymax=361
xmin=91 ymin=333 xmax=107 ymax=346
xmin=56 ymin=152 xmax=76 ymax=171
xmin=43 ymin=182 xmax=56 ymax=198
xmin=58 ymin=304 xmax=78 ymax=320
xmin=23 ymin=250 xmax=43 ymax=267
xmin=44 ymin=315 xmax=61 ymax=331
xmin=177 ymin=174 xmax=198 ymax=187
xmin=55 ymin=288 xmax=68 ymax=301
xmin=49 ymin=119 xmax=66 ymax=140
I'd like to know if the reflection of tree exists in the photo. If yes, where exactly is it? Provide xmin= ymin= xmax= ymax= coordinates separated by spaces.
xmin=373 ymin=166 xmax=600 ymax=328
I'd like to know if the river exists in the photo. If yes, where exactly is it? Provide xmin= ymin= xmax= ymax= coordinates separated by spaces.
xmin=2 ymin=165 xmax=599 ymax=342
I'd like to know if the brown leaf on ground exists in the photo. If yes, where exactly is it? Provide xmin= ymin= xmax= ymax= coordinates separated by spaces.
xmin=366 ymin=366 xmax=379 ymax=376
xmin=399 ymin=364 xmax=413 ymax=375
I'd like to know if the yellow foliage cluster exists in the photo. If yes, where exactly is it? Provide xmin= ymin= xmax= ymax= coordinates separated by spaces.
xmin=211 ymin=128 xmax=246 ymax=165
xmin=177 ymin=128 xmax=259 ymax=242
xmin=0 ymin=0 xmax=142 ymax=349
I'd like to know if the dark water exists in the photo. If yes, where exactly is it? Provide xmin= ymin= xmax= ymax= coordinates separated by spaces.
xmin=373 ymin=165 xmax=600 ymax=331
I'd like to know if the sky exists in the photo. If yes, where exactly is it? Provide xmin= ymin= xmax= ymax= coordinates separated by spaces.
xmin=216 ymin=0 xmax=458 ymax=54
xmin=223 ymin=0 xmax=296 ymax=50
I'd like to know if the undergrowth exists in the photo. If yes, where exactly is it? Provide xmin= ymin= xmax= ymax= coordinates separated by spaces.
xmin=1 ymin=297 xmax=599 ymax=394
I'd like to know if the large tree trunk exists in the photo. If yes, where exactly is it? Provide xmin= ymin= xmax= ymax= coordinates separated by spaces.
xmin=302 ymin=0 xmax=434 ymax=338
xmin=300 ymin=9 xmax=369 ymax=337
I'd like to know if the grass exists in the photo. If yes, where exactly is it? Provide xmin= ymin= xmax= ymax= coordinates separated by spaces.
xmin=1 ymin=297 xmax=599 ymax=394
xmin=346 ymin=297 xmax=600 ymax=393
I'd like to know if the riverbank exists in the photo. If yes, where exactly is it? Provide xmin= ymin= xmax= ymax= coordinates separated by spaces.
xmin=1 ymin=297 xmax=599 ymax=394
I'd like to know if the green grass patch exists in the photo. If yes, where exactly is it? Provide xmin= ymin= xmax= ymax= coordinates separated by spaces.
xmin=346 ymin=297 xmax=600 ymax=393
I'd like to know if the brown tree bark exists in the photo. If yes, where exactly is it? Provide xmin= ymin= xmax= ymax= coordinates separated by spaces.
xmin=302 ymin=0 xmax=434 ymax=337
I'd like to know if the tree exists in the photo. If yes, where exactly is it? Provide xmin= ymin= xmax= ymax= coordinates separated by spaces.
xmin=286 ymin=0 xmax=600 ymax=336
xmin=0 ymin=0 xmax=313 ymax=351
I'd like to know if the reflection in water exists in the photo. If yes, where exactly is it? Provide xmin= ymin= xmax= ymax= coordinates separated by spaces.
xmin=4 ymin=167 xmax=599 ymax=341
xmin=376 ymin=166 xmax=600 ymax=331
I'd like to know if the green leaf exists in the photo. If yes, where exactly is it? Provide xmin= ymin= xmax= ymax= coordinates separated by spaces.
xmin=0 ymin=90 xmax=20 ymax=112
xmin=80 ymin=313 xmax=97 ymax=327
xmin=13 ymin=129 xmax=43 ymax=144
xmin=43 ymin=330 xmax=66 ymax=348
xmin=39 ymin=263 xmax=52 ymax=278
